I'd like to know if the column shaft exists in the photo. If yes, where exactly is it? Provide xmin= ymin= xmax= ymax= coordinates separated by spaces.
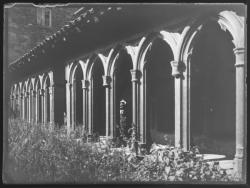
xmin=35 ymin=91 xmax=39 ymax=123
xmin=49 ymin=86 xmax=55 ymax=124
xmin=66 ymin=82 xmax=71 ymax=135
xmin=234 ymin=47 xmax=245 ymax=178
xmin=130 ymin=70 xmax=141 ymax=142
xmin=103 ymin=76 xmax=112 ymax=138
xmin=43 ymin=89 xmax=47 ymax=123
xmin=82 ymin=80 xmax=89 ymax=133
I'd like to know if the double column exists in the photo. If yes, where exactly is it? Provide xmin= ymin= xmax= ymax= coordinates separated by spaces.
xmin=233 ymin=47 xmax=246 ymax=178
xmin=130 ymin=70 xmax=141 ymax=142
xmin=170 ymin=60 xmax=189 ymax=150
xmin=66 ymin=81 xmax=72 ymax=135
xmin=102 ymin=76 xmax=112 ymax=138
xmin=82 ymin=80 xmax=89 ymax=133
xmin=49 ymin=85 xmax=55 ymax=124
xmin=40 ymin=89 xmax=45 ymax=123
xmin=31 ymin=90 xmax=36 ymax=122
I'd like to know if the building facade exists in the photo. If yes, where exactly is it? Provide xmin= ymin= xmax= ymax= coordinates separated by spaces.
xmin=7 ymin=4 xmax=246 ymax=179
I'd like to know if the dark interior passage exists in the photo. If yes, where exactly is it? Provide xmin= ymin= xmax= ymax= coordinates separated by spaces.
xmin=114 ymin=50 xmax=133 ymax=137
xmin=92 ymin=59 xmax=106 ymax=136
xmin=190 ymin=21 xmax=235 ymax=158
xmin=145 ymin=38 xmax=175 ymax=145
xmin=74 ymin=65 xmax=83 ymax=126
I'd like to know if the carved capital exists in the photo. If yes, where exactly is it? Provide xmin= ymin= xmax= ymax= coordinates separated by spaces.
xmin=39 ymin=89 xmax=45 ymax=96
xmin=25 ymin=91 xmax=30 ymax=97
xmin=130 ymin=70 xmax=141 ymax=82
xmin=66 ymin=82 xmax=72 ymax=88
xmin=82 ymin=80 xmax=90 ymax=89
xmin=170 ymin=61 xmax=184 ymax=78
xmin=102 ymin=76 xmax=112 ymax=87
xmin=49 ymin=86 xmax=54 ymax=95
xmin=234 ymin=47 xmax=245 ymax=67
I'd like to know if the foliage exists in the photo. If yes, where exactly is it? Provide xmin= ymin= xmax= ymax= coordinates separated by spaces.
xmin=6 ymin=118 xmax=239 ymax=183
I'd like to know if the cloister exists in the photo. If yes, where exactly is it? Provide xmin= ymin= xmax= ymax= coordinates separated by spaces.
xmin=7 ymin=4 xmax=246 ymax=179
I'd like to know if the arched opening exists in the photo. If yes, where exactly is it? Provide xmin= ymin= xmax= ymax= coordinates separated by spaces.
xmin=190 ymin=21 xmax=235 ymax=159
xmin=144 ymin=38 xmax=175 ymax=145
xmin=113 ymin=49 xmax=133 ymax=138
xmin=92 ymin=59 xmax=105 ymax=136
xmin=45 ymin=76 xmax=51 ymax=123
xmin=74 ymin=64 xmax=84 ymax=127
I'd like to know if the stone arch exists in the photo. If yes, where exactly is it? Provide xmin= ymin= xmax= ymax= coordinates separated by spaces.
xmin=85 ymin=53 xmax=106 ymax=137
xmin=177 ymin=10 xmax=245 ymax=177
xmin=178 ymin=10 xmax=245 ymax=63
xmin=85 ymin=54 xmax=103 ymax=81
xmin=105 ymin=45 xmax=124 ymax=77
xmin=71 ymin=60 xmax=85 ymax=127
xmin=140 ymin=34 xmax=176 ymax=146
xmin=27 ymin=78 xmax=34 ymax=92
xmin=109 ymin=44 xmax=134 ymax=139
xmin=133 ymin=32 xmax=179 ymax=72
xmin=34 ymin=76 xmax=43 ymax=123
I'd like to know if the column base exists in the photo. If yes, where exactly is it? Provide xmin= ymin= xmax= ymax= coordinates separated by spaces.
xmin=233 ymin=157 xmax=245 ymax=181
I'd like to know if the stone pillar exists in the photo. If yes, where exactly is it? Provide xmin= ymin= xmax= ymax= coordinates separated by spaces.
xmin=49 ymin=86 xmax=55 ymax=125
xmin=19 ymin=93 xmax=23 ymax=119
xmin=66 ymin=82 xmax=71 ymax=136
xmin=31 ymin=90 xmax=36 ymax=122
xmin=71 ymin=81 xmax=76 ymax=129
xmin=130 ymin=70 xmax=141 ymax=142
xmin=170 ymin=60 xmax=188 ymax=149
xmin=82 ymin=80 xmax=89 ymax=133
xmin=40 ymin=89 xmax=45 ymax=123
xmin=21 ymin=93 xmax=25 ymax=119
xmin=88 ymin=80 xmax=93 ymax=136
xmin=15 ymin=95 xmax=19 ymax=118
xmin=233 ymin=47 xmax=246 ymax=178
xmin=26 ymin=91 xmax=31 ymax=122
xmin=43 ymin=88 xmax=47 ymax=124
xmin=102 ymin=75 xmax=112 ymax=138
xmin=35 ymin=90 xmax=39 ymax=123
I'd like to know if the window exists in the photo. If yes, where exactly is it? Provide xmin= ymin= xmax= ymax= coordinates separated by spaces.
xmin=37 ymin=8 xmax=52 ymax=27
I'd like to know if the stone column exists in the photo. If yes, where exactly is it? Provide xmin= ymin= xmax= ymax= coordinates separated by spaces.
xmin=102 ymin=75 xmax=112 ymax=138
xmin=71 ymin=81 xmax=76 ymax=129
xmin=35 ymin=90 xmax=39 ymax=123
xmin=40 ymin=89 xmax=45 ymax=123
xmin=43 ymin=88 xmax=47 ymax=124
xmin=21 ymin=93 xmax=25 ymax=119
xmin=20 ymin=93 xmax=23 ymax=119
xmin=170 ymin=60 xmax=188 ymax=149
xmin=49 ymin=86 xmax=55 ymax=125
xmin=233 ymin=47 xmax=246 ymax=178
xmin=26 ymin=91 xmax=31 ymax=122
xmin=31 ymin=90 xmax=36 ymax=122
xmin=88 ymin=80 xmax=93 ymax=137
xmin=66 ymin=82 xmax=72 ymax=136
xmin=130 ymin=70 xmax=141 ymax=141
xmin=15 ymin=95 xmax=19 ymax=118
xmin=82 ymin=80 xmax=89 ymax=133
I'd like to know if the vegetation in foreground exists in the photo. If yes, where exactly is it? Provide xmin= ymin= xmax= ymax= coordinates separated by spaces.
xmin=5 ymin=118 xmax=240 ymax=183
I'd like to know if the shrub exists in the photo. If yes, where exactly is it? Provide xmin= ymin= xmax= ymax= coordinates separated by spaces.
xmin=6 ymin=118 xmax=238 ymax=183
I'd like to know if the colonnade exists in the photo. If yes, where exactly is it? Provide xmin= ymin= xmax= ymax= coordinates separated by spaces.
xmin=10 ymin=72 xmax=55 ymax=125
xmin=9 ymin=10 xmax=246 ymax=178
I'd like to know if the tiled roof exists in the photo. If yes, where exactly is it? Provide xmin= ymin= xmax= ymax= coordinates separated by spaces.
xmin=8 ymin=5 xmax=122 ymax=72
